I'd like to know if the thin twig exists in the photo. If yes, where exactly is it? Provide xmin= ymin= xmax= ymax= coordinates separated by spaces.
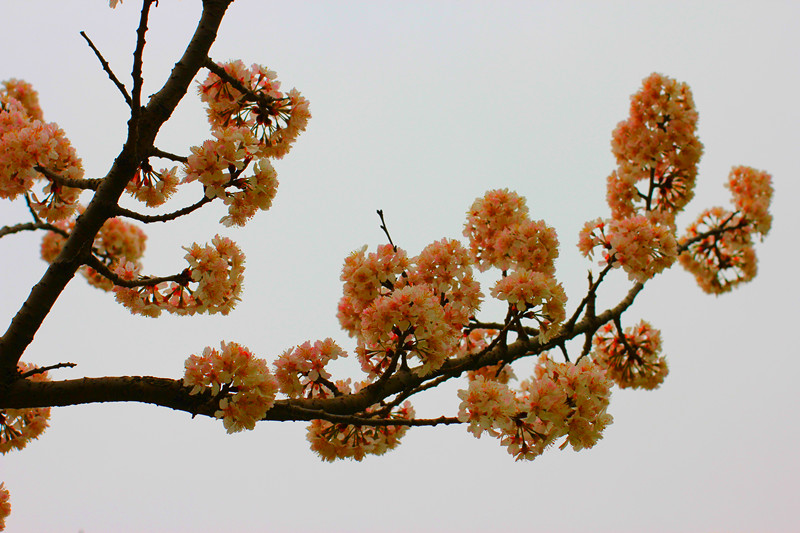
xmin=376 ymin=209 xmax=397 ymax=251
xmin=149 ymin=146 xmax=188 ymax=163
xmin=20 ymin=362 xmax=77 ymax=379
xmin=80 ymin=31 xmax=133 ymax=107
xmin=113 ymin=196 xmax=212 ymax=223
xmin=286 ymin=406 xmax=461 ymax=427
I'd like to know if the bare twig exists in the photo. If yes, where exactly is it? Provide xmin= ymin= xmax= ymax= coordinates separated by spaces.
xmin=376 ymin=209 xmax=397 ymax=251
xmin=149 ymin=146 xmax=188 ymax=163
xmin=113 ymin=196 xmax=212 ymax=223
xmin=80 ymin=31 xmax=133 ymax=107
xmin=19 ymin=362 xmax=77 ymax=379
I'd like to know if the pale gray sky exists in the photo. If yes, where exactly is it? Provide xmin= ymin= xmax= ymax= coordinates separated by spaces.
xmin=1 ymin=1 xmax=798 ymax=532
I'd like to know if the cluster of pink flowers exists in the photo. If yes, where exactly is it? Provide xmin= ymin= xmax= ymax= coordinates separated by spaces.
xmin=678 ymin=207 xmax=757 ymax=294
xmin=578 ymin=215 xmax=677 ymax=282
xmin=183 ymin=341 xmax=279 ymax=433
xmin=337 ymin=244 xmax=411 ymax=336
xmin=726 ymin=166 xmax=773 ymax=236
xmin=113 ymin=235 xmax=244 ymax=317
xmin=1 ymin=363 xmax=51 ymax=455
xmin=457 ymin=355 xmax=613 ymax=460
xmin=182 ymin=127 xmax=282 ymax=227
xmin=592 ymin=321 xmax=668 ymax=390
xmin=463 ymin=189 xmax=558 ymax=274
xmin=490 ymin=270 xmax=567 ymax=342
xmin=0 ymin=483 xmax=9 ymax=532
xmin=274 ymin=338 xmax=347 ymax=398
xmin=198 ymin=60 xmax=311 ymax=160
xmin=126 ymin=163 xmax=179 ymax=207
xmin=408 ymin=238 xmax=483 ymax=329
xmin=607 ymin=72 xmax=703 ymax=223
xmin=358 ymin=284 xmax=459 ymax=377
xmin=306 ymin=387 xmax=415 ymax=462
xmin=0 ymin=83 xmax=83 ymax=221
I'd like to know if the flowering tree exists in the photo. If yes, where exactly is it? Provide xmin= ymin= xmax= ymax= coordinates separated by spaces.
xmin=0 ymin=1 xmax=774 ymax=528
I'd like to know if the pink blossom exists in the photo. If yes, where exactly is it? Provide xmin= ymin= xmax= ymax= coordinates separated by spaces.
xmin=608 ymin=73 xmax=703 ymax=222
xmin=490 ymin=269 xmax=567 ymax=342
xmin=307 ymin=399 xmax=415 ymax=462
xmin=592 ymin=321 xmax=668 ymax=390
xmin=408 ymin=238 xmax=483 ymax=328
xmin=358 ymin=284 xmax=459 ymax=376
xmin=726 ymin=166 xmax=773 ymax=236
xmin=679 ymin=207 xmax=756 ymax=294
xmin=580 ymin=215 xmax=677 ymax=282
xmin=183 ymin=341 xmax=278 ymax=433
xmin=0 ymin=482 xmax=9 ymax=531
xmin=274 ymin=338 xmax=347 ymax=398
xmin=337 ymin=244 xmax=410 ymax=336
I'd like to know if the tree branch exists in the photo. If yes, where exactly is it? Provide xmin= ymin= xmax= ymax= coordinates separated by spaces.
xmin=34 ymin=165 xmax=102 ymax=191
xmin=80 ymin=30 xmax=132 ymax=107
xmin=113 ymin=195 xmax=212 ymax=223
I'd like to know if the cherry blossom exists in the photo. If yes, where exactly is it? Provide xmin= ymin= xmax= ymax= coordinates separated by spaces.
xmin=579 ymin=215 xmax=677 ymax=282
xmin=126 ymin=162 xmax=179 ymax=207
xmin=183 ymin=341 xmax=278 ymax=433
xmin=726 ymin=166 xmax=773 ymax=236
xmin=679 ymin=207 xmax=756 ymax=294
xmin=0 ymin=483 xmax=9 ymax=532
xmin=607 ymin=73 xmax=703 ymax=222
xmin=307 ymin=388 xmax=415 ymax=462
xmin=592 ymin=321 xmax=668 ymax=390
xmin=274 ymin=338 xmax=347 ymax=399
xmin=337 ymin=244 xmax=410 ymax=336
xmin=490 ymin=269 xmax=567 ymax=342
xmin=113 ymin=235 xmax=244 ymax=316
xmin=358 ymin=284 xmax=459 ymax=376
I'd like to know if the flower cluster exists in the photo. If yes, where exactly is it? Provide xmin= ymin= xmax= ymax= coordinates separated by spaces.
xmin=1 ymin=79 xmax=43 ymax=120
xmin=183 ymin=341 xmax=278 ymax=433
xmin=607 ymin=72 xmax=703 ymax=223
xmin=126 ymin=162 xmax=179 ymax=207
xmin=1 ymin=363 xmax=51 ymax=454
xmin=198 ymin=60 xmax=311 ymax=159
xmin=678 ymin=207 xmax=756 ymax=294
xmin=726 ymin=166 xmax=773 ymax=236
xmin=337 ymin=244 xmax=410 ymax=336
xmin=0 ymin=483 xmax=9 ymax=532
xmin=592 ymin=321 xmax=668 ymax=389
xmin=578 ymin=216 xmax=677 ymax=282
xmin=490 ymin=270 xmax=567 ymax=342
xmin=358 ymin=284 xmax=459 ymax=377
xmin=408 ymin=238 xmax=483 ymax=329
xmin=457 ymin=355 xmax=613 ymax=461
xmin=306 ymin=384 xmax=415 ymax=462
xmin=0 ymin=84 xmax=83 ymax=221
xmin=463 ymin=189 xmax=558 ymax=274
xmin=274 ymin=338 xmax=347 ymax=398
xmin=113 ymin=235 xmax=244 ymax=317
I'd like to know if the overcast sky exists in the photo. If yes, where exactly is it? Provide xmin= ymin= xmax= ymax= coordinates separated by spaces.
xmin=1 ymin=1 xmax=798 ymax=532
